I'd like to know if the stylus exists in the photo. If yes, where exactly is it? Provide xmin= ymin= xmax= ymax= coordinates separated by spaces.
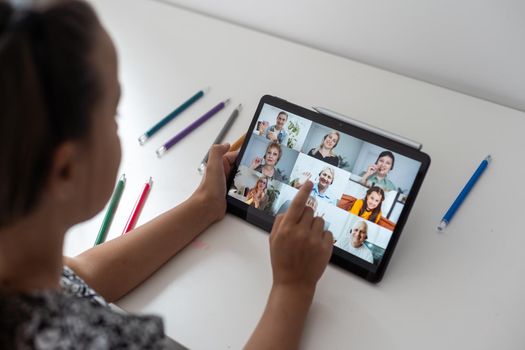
xmin=437 ymin=155 xmax=491 ymax=232
xmin=198 ymin=104 xmax=242 ymax=174
xmin=313 ymin=106 xmax=422 ymax=150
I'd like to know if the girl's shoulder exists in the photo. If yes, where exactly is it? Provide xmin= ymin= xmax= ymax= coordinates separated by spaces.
xmin=0 ymin=267 xmax=171 ymax=349
xmin=354 ymin=199 xmax=365 ymax=209
xmin=0 ymin=290 xmax=169 ymax=349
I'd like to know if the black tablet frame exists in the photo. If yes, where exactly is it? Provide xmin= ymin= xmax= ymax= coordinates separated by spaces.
xmin=226 ymin=95 xmax=430 ymax=283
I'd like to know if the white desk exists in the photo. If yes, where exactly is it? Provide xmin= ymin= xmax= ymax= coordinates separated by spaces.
xmin=65 ymin=0 xmax=525 ymax=348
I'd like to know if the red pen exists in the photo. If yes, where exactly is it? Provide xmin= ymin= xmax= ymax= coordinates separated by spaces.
xmin=122 ymin=177 xmax=153 ymax=234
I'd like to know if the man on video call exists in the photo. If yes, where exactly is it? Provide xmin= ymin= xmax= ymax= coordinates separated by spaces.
xmin=259 ymin=111 xmax=289 ymax=146
xmin=339 ymin=220 xmax=374 ymax=264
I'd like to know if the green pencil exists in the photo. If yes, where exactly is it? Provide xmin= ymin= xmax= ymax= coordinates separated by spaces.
xmin=94 ymin=174 xmax=126 ymax=246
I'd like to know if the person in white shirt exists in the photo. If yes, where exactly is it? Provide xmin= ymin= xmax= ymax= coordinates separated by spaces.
xmin=337 ymin=220 xmax=374 ymax=264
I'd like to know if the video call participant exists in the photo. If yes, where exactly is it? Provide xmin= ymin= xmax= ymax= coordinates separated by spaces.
xmin=250 ymin=141 xmax=285 ymax=181
xmin=307 ymin=131 xmax=340 ymax=167
xmin=338 ymin=221 xmax=373 ymax=264
xmin=349 ymin=186 xmax=385 ymax=224
xmin=293 ymin=167 xmax=336 ymax=205
xmin=258 ymin=111 xmax=289 ymax=145
xmin=359 ymin=151 xmax=397 ymax=192
xmin=245 ymin=176 xmax=269 ymax=210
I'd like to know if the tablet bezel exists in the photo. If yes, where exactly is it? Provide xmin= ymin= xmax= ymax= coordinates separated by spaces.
xmin=226 ymin=95 xmax=430 ymax=283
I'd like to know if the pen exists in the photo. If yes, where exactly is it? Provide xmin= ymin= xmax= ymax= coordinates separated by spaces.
xmin=95 ymin=174 xmax=126 ymax=246
xmin=437 ymin=155 xmax=492 ymax=232
xmin=122 ymin=177 xmax=153 ymax=234
xmin=156 ymin=99 xmax=230 ymax=158
xmin=138 ymin=87 xmax=209 ymax=145
xmin=198 ymin=104 xmax=242 ymax=174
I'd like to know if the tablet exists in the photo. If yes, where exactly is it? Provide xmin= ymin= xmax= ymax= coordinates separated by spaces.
xmin=226 ymin=95 xmax=430 ymax=282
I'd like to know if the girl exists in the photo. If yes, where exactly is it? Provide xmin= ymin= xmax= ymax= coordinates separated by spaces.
xmin=349 ymin=186 xmax=385 ymax=224
xmin=0 ymin=1 xmax=333 ymax=348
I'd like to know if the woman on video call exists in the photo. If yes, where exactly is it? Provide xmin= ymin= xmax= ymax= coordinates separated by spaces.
xmin=307 ymin=130 xmax=340 ymax=167
xmin=249 ymin=141 xmax=285 ymax=181
xmin=359 ymin=150 xmax=397 ymax=192
xmin=245 ymin=176 xmax=269 ymax=209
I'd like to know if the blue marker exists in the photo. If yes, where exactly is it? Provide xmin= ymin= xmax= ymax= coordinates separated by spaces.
xmin=138 ymin=87 xmax=210 ymax=145
xmin=437 ymin=155 xmax=491 ymax=232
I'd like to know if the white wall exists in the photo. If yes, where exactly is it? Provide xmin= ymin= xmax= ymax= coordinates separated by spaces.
xmin=157 ymin=0 xmax=525 ymax=112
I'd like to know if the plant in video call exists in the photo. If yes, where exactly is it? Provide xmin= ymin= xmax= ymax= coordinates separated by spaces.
xmin=232 ymin=168 xmax=242 ymax=191
xmin=337 ymin=155 xmax=349 ymax=170
xmin=286 ymin=120 xmax=300 ymax=149
xmin=264 ymin=186 xmax=281 ymax=212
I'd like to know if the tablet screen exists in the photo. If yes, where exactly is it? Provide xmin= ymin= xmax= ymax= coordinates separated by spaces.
xmin=227 ymin=96 xmax=429 ymax=281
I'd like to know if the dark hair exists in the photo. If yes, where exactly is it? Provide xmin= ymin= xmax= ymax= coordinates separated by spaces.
xmin=375 ymin=151 xmax=395 ymax=170
xmin=0 ymin=0 xmax=101 ymax=227
xmin=359 ymin=186 xmax=385 ymax=223
xmin=277 ymin=111 xmax=288 ymax=120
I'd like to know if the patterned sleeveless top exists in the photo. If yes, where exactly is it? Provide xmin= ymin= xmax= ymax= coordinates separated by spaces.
xmin=0 ymin=266 xmax=184 ymax=349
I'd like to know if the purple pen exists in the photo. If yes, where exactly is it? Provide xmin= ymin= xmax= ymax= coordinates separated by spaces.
xmin=156 ymin=99 xmax=230 ymax=158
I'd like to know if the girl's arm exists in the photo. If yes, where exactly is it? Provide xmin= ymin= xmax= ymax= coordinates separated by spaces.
xmin=245 ymin=182 xmax=333 ymax=349
xmin=65 ymin=144 xmax=236 ymax=302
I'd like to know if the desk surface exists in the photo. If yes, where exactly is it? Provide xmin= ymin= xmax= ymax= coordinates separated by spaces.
xmin=65 ymin=0 xmax=525 ymax=349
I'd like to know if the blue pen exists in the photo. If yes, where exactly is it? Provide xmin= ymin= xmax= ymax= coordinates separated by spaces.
xmin=437 ymin=155 xmax=492 ymax=232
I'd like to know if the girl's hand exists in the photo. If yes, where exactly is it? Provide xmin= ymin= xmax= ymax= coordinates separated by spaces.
xmin=194 ymin=144 xmax=238 ymax=223
xmin=269 ymin=181 xmax=333 ymax=291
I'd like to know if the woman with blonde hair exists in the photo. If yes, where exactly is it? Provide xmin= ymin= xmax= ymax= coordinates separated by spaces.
xmin=307 ymin=131 xmax=340 ymax=167
xmin=245 ymin=176 xmax=269 ymax=209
